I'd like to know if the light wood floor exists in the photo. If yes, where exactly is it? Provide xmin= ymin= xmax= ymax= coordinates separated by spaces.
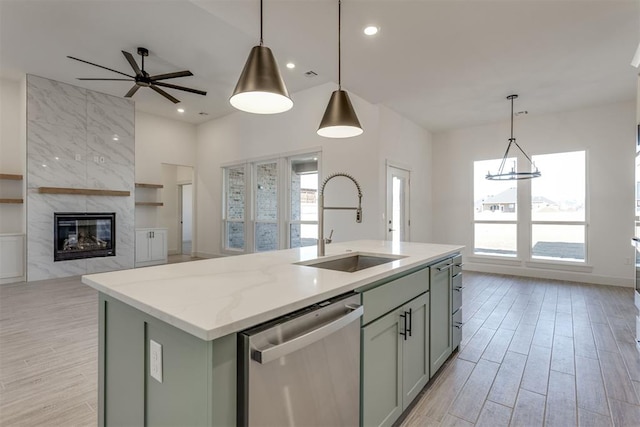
xmin=401 ymin=273 xmax=640 ymax=427
xmin=0 ymin=272 xmax=638 ymax=426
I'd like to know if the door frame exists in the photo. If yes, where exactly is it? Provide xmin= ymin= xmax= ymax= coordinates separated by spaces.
xmin=386 ymin=162 xmax=411 ymax=242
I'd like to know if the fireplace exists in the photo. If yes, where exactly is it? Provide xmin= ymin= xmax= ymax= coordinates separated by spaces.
xmin=54 ymin=212 xmax=116 ymax=261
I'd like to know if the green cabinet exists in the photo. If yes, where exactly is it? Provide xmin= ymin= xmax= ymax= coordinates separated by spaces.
xmin=402 ymin=293 xmax=430 ymax=406
xmin=429 ymin=259 xmax=453 ymax=377
xmin=362 ymin=290 xmax=430 ymax=427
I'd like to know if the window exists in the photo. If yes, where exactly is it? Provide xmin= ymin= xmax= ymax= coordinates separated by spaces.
xmin=289 ymin=155 xmax=319 ymax=248
xmin=222 ymin=151 xmax=320 ymax=254
xmin=474 ymin=158 xmax=518 ymax=257
xmin=223 ymin=165 xmax=246 ymax=251
xmin=254 ymin=161 xmax=279 ymax=252
xmin=531 ymin=151 xmax=586 ymax=262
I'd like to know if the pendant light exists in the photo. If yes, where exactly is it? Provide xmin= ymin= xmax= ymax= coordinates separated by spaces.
xmin=486 ymin=94 xmax=541 ymax=180
xmin=230 ymin=0 xmax=293 ymax=114
xmin=317 ymin=0 xmax=363 ymax=138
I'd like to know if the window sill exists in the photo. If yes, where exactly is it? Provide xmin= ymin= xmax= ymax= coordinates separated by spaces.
xmin=525 ymin=260 xmax=593 ymax=273
xmin=467 ymin=255 xmax=523 ymax=267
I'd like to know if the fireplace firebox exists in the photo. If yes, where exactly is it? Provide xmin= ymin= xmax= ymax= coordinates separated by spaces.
xmin=54 ymin=212 xmax=116 ymax=261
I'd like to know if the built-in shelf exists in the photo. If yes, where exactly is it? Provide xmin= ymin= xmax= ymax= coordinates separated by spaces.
xmin=135 ymin=183 xmax=163 ymax=189
xmin=0 ymin=174 xmax=23 ymax=181
xmin=135 ymin=202 xmax=164 ymax=207
xmin=38 ymin=187 xmax=131 ymax=197
xmin=0 ymin=198 xmax=23 ymax=204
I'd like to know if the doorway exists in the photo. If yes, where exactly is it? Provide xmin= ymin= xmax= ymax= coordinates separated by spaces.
xmin=386 ymin=165 xmax=411 ymax=242
xmin=179 ymin=183 xmax=193 ymax=255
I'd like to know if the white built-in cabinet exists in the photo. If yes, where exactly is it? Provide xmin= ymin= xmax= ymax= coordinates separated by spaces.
xmin=0 ymin=233 xmax=24 ymax=283
xmin=135 ymin=228 xmax=167 ymax=268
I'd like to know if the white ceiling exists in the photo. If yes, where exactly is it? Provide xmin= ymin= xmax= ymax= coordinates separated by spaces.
xmin=1 ymin=0 xmax=638 ymax=132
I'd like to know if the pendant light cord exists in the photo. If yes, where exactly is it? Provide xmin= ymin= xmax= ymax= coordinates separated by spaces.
xmin=510 ymin=95 xmax=514 ymax=140
xmin=338 ymin=0 xmax=342 ymax=90
xmin=260 ymin=0 xmax=264 ymax=46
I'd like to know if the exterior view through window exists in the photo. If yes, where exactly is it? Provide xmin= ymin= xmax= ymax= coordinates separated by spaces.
xmin=289 ymin=156 xmax=319 ymax=248
xmin=224 ymin=165 xmax=246 ymax=251
xmin=473 ymin=150 xmax=586 ymax=263
xmin=531 ymin=150 xmax=586 ymax=262
xmin=474 ymin=157 xmax=518 ymax=256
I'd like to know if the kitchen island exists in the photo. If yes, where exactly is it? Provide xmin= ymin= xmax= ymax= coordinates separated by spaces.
xmin=83 ymin=240 xmax=464 ymax=427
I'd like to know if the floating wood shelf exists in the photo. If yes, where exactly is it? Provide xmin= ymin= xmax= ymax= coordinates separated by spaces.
xmin=38 ymin=187 xmax=131 ymax=197
xmin=0 ymin=174 xmax=23 ymax=181
xmin=0 ymin=198 xmax=23 ymax=204
xmin=135 ymin=202 xmax=164 ymax=207
xmin=135 ymin=183 xmax=163 ymax=189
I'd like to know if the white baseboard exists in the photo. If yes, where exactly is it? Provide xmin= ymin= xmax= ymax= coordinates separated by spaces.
xmin=168 ymin=249 xmax=180 ymax=256
xmin=0 ymin=275 xmax=26 ymax=285
xmin=464 ymin=262 xmax=633 ymax=287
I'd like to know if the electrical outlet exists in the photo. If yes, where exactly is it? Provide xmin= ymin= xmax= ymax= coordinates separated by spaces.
xmin=99 ymin=156 xmax=105 ymax=164
xmin=150 ymin=340 xmax=163 ymax=383
xmin=75 ymin=154 xmax=82 ymax=161
xmin=93 ymin=156 xmax=99 ymax=163
xmin=625 ymin=257 xmax=632 ymax=265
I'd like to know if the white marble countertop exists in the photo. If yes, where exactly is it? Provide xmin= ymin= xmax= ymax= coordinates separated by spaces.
xmin=82 ymin=240 xmax=463 ymax=341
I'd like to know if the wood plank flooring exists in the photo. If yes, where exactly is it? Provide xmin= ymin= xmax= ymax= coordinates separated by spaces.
xmin=0 ymin=271 xmax=638 ymax=426
xmin=401 ymin=272 xmax=640 ymax=427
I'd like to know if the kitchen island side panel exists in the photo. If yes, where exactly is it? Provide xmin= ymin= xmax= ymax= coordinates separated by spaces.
xmin=99 ymin=293 xmax=236 ymax=427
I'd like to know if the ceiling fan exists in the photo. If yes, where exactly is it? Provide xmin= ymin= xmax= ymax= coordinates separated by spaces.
xmin=67 ymin=47 xmax=207 ymax=104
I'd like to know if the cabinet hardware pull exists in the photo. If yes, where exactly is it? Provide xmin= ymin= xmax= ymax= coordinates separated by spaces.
xmin=452 ymin=272 xmax=462 ymax=279
xmin=455 ymin=263 xmax=464 ymax=267
xmin=437 ymin=263 xmax=453 ymax=272
xmin=406 ymin=308 xmax=412 ymax=337
xmin=454 ymin=286 xmax=465 ymax=292
xmin=252 ymin=304 xmax=364 ymax=364
xmin=399 ymin=312 xmax=407 ymax=340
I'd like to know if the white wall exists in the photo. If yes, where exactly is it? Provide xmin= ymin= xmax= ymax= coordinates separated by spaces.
xmin=0 ymin=78 xmax=25 ymax=233
xmin=432 ymin=101 xmax=636 ymax=286
xmin=135 ymin=112 xmax=197 ymax=229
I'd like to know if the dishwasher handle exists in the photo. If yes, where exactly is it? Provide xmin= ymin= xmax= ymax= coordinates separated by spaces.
xmin=251 ymin=304 xmax=364 ymax=364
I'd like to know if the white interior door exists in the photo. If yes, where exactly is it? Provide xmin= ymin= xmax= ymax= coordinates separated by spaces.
xmin=386 ymin=165 xmax=410 ymax=242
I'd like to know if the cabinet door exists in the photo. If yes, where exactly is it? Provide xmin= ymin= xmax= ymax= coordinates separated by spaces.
xmin=135 ymin=230 xmax=151 ymax=263
xmin=150 ymin=229 xmax=167 ymax=262
xmin=401 ymin=292 xmax=429 ymax=409
xmin=362 ymin=309 xmax=403 ymax=427
xmin=430 ymin=259 xmax=452 ymax=377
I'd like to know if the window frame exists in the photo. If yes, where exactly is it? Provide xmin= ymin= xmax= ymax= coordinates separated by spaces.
xmin=286 ymin=152 xmax=321 ymax=249
xmin=471 ymin=149 xmax=590 ymax=268
xmin=221 ymin=163 xmax=249 ymax=254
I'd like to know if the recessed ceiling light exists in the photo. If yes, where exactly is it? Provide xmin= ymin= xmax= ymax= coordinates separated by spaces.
xmin=286 ymin=62 xmax=295 ymax=69
xmin=42 ymin=164 xmax=47 ymax=168
xmin=54 ymin=157 xmax=59 ymax=160
xmin=177 ymin=108 xmax=185 ymax=113
xmin=112 ymin=135 xmax=119 ymax=141
xmin=364 ymin=26 xmax=379 ymax=36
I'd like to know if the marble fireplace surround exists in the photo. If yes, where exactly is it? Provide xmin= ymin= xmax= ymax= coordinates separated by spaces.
xmin=26 ymin=75 xmax=135 ymax=281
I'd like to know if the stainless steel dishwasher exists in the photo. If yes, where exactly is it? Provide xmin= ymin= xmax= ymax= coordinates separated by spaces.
xmin=238 ymin=293 xmax=363 ymax=427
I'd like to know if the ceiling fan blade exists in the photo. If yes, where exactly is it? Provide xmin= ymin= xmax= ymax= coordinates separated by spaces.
xmin=153 ymin=81 xmax=207 ymax=96
xmin=124 ymin=84 xmax=141 ymax=98
xmin=67 ymin=56 xmax=134 ymax=78
xmin=122 ymin=51 xmax=142 ymax=76
xmin=77 ymin=78 xmax=133 ymax=81
xmin=150 ymin=70 xmax=193 ymax=81
xmin=150 ymin=85 xmax=180 ymax=104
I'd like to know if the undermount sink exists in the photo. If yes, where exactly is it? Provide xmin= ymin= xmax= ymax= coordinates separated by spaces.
xmin=297 ymin=253 xmax=406 ymax=273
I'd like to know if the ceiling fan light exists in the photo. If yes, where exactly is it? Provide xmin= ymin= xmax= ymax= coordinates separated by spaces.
xmin=317 ymin=90 xmax=363 ymax=138
xmin=230 ymin=46 xmax=292 ymax=114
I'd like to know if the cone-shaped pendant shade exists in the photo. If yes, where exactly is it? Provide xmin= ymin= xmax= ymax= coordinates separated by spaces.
xmin=230 ymin=46 xmax=293 ymax=114
xmin=317 ymin=90 xmax=363 ymax=138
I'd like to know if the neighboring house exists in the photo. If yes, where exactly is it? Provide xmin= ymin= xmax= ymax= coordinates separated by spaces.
xmin=477 ymin=187 xmax=557 ymax=213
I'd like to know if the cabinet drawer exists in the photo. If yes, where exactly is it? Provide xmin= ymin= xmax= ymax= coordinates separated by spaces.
xmin=362 ymin=268 xmax=429 ymax=325
xmin=452 ymin=309 xmax=462 ymax=351
xmin=452 ymin=272 xmax=462 ymax=313
xmin=452 ymin=255 xmax=463 ymax=276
